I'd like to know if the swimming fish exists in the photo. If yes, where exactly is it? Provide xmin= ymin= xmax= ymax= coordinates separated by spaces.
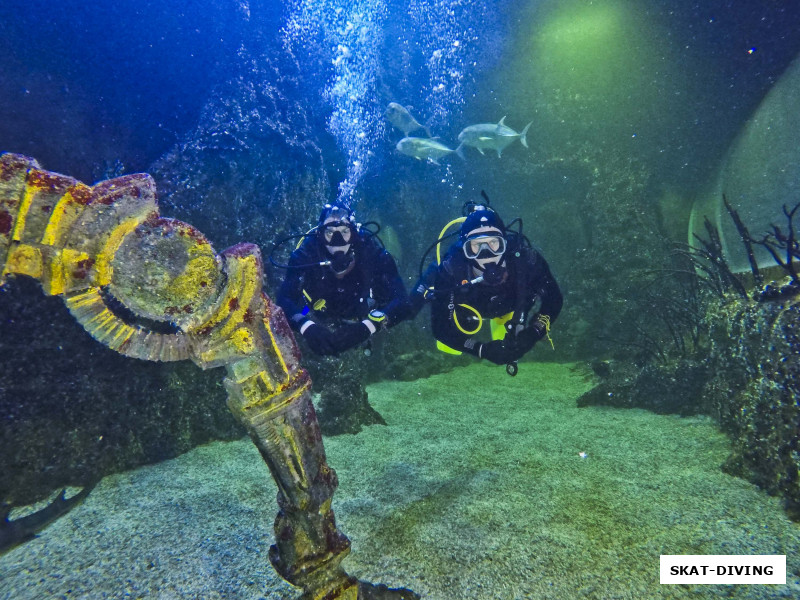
xmin=396 ymin=137 xmax=455 ymax=165
xmin=385 ymin=103 xmax=431 ymax=137
xmin=456 ymin=116 xmax=532 ymax=158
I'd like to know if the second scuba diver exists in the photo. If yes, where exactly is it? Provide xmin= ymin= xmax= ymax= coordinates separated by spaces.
xmin=412 ymin=201 xmax=563 ymax=371
xmin=276 ymin=203 xmax=410 ymax=356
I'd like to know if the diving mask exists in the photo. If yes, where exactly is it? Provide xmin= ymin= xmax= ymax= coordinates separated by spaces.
xmin=462 ymin=234 xmax=506 ymax=260
xmin=322 ymin=222 xmax=352 ymax=247
xmin=321 ymin=219 xmax=354 ymax=274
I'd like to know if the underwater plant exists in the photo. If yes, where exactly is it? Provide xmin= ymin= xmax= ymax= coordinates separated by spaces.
xmin=674 ymin=214 xmax=749 ymax=300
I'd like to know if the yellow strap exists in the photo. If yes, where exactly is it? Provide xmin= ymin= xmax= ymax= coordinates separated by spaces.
xmin=537 ymin=314 xmax=555 ymax=350
xmin=295 ymin=227 xmax=316 ymax=250
xmin=302 ymin=289 xmax=326 ymax=311
xmin=453 ymin=303 xmax=482 ymax=335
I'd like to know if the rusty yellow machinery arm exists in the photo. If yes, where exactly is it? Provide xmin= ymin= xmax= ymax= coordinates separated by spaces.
xmin=0 ymin=153 xmax=417 ymax=600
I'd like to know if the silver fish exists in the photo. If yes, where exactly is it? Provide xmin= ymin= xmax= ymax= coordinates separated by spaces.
xmin=385 ymin=102 xmax=431 ymax=137
xmin=456 ymin=116 xmax=532 ymax=158
xmin=396 ymin=137 xmax=455 ymax=165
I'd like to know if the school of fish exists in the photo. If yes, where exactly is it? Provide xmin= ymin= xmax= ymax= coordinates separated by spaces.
xmin=386 ymin=103 xmax=532 ymax=164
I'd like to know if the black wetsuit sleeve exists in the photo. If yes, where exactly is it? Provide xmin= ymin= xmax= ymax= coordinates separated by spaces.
xmin=409 ymin=262 xmax=438 ymax=319
xmin=372 ymin=249 xmax=411 ymax=327
xmin=529 ymin=252 xmax=563 ymax=322
xmin=276 ymin=248 xmax=313 ymax=330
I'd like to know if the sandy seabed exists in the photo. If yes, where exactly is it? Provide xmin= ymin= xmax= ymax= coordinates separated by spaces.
xmin=2 ymin=362 xmax=799 ymax=599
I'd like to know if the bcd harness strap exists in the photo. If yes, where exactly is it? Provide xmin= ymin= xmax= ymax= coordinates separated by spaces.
xmin=301 ymin=243 xmax=376 ymax=317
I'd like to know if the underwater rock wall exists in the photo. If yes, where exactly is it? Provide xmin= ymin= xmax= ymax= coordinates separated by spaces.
xmin=543 ymin=149 xmax=666 ymax=359
xmin=0 ymin=47 xmax=335 ymax=509
xmin=151 ymin=47 xmax=331 ymax=293
xmin=579 ymin=289 xmax=800 ymax=519
xmin=0 ymin=278 xmax=241 ymax=509
xmin=703 ymin=293 xmax=800 ymax=518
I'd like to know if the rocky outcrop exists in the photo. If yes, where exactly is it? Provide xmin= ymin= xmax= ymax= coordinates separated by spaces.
xmin=0 ymin=278 xmax=241 ymax=510
xmin=578 ymin=287 xmax=800 ymax=519
xmin=703 ymin=291 xmax=800 ymax=518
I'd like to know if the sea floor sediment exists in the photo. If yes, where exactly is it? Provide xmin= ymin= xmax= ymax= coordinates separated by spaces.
xmin=2 ymin=362 xmax=798 ymax=599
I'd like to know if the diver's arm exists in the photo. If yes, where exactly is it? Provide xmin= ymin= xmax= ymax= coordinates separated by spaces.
xmin=408 ymin=262 xmax=438 ymax=319
xmin=530 ymin=254 xmax=563 ymax=323
xmin=373 ymin=249 xmax=411 ymax=327
xmin=277 ymin=252 xmax=340 ymax=355
xmin=504 ymin=251 xmax=563 ymax=354
xmin=276 ymin=247 xmax=319 ymax=331
xmin=329 ymin=321 xmax=373 ymax=354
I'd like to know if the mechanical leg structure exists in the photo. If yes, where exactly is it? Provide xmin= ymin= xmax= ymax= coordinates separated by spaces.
xmin=0 ymin=153 xmax=417 ymax=600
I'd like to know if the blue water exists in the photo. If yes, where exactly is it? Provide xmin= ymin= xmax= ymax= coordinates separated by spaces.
xmin=2 ymin=0 xmax=800 ymax=597
xmin=4 ymin=0 xmax=797 ymax=197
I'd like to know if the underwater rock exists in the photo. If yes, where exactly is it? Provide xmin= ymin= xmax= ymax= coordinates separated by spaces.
xmin=358 ymin=581 xmax=421 ymax=600
xmin=703 ymin=294 xmax=800 ymax=519
xmin=576 ymin=379 xmax=634 ymax=410
xmin=150 ymin=47 xmax=330 ymax=293
xmin=578 ymin=287 xmax=800 ymax=520
xmin=578 ymin=360 xmax=709 ymax=416
xmin=302 ymin=351 xmax=388 ymax=437
xmin=0 ymin=278 xmax=240 ymax=511
xmin=316 ymin=373 xmax=386 ymax=436
xmin=590 ymin=359 xmax=613 ymax=378
xmin=555 ymin=149 xmax=664 ymax=359
xmin=382 ymin=349 xmax=467 ymax=381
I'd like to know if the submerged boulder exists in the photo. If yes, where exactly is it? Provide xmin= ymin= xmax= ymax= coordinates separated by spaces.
xmin=151 ymin=47 xmax=331 ymax=293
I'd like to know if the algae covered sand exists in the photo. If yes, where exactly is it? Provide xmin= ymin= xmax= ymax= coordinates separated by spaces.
xmin=1 ymin=362 xmax=799 ymax=599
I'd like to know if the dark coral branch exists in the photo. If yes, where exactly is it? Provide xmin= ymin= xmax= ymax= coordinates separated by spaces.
xmin=781 ymin=203 xmax=800 ymax=280
xmin=723 ymin=194 xmax=762 ymax=286
xmin=690 ymin=218 xmax=749 ymax=299
xmin=750 ymin=202 xmax=800 ymax=284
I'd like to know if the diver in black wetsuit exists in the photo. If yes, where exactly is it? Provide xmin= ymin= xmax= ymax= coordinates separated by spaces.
xmin=277 ymin=203 xmax=410 ymax=356
xmin=412 ymin=204 xmax=563 ymax=369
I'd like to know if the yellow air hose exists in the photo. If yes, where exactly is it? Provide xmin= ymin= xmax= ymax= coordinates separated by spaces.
xmin=452 ymin=303 xmax=482 ymax=335
xmin=436 ymin=217 xmax=466 ymax=265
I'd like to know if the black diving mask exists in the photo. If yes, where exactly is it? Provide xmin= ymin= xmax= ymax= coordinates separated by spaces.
xmin=322 ymin=222 xmax=352 ymax=247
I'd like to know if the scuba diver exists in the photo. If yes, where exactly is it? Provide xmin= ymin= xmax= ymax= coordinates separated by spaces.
xmin=411 ymin=198 xmax=563 ymax=374
xmin=275 ymin=203 xmax=410 ymax=356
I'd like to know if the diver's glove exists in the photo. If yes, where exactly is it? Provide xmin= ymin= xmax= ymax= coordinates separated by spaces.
xmin=514 ymin=321 xmax=547 ymax=351
xmin=299 ymin=321 xmax=338 ymax=355
xmin=478 ymin=339 xmax=524 ymax=365
xmin=332 ymin=320 xmax=375 ymax=353
xmin=518 ymin=314 xmax=553 ymax=350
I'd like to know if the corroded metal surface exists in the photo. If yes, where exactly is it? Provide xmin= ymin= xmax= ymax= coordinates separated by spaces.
xmin=0 ymin=153 xmax=417 ymax=600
